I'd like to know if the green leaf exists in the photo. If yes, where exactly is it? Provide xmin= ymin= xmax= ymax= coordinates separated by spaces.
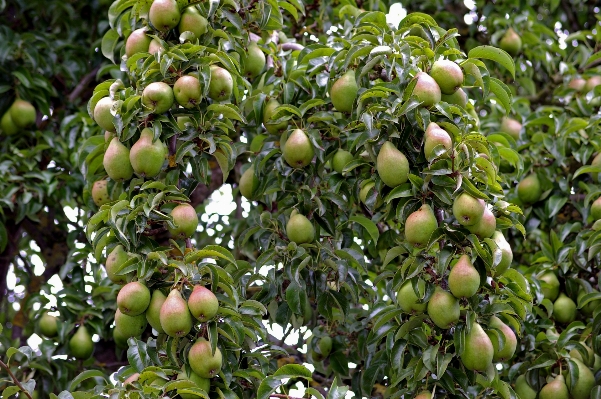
xmin=2 ymin=386 xmax=21 ymax=399
xmin=488 ymin=77 xmax=512 ymax=115
xmin=349 ymin=215 xmax=379 ymax=245
xmin=468 ymin=45 xmax=515 ymax=78
xmin=185 ymin=245 xmax=237 ymax=266
xmin=69 ymin=370 xmax=107 ymax=391
xmin=101 ymin=29 xmax=120 ymax=63
xmin=256 ymin=365 xmax=312 ymax=399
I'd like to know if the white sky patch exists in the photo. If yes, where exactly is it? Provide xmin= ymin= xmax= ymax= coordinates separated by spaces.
xmin=386 ymin=3 xmax=407 ymax=29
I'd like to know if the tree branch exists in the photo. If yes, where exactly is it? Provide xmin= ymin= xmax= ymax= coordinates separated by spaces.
xmin=0 ymin=359 xmax=33 ymax=399
xmin=68 ymin=65 xmax=101 ymax=104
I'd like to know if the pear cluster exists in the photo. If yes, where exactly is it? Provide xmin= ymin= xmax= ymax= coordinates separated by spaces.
xmin=1 ymin=99 xmax=36 ymax=135
xmin=36 ymin=309 xmax=96 ymax=361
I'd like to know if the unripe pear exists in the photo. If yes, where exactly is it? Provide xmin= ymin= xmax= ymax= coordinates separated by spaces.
xmin=104 ymin=137 xmax=134 ymax=181
xmin=178 ymin=6 xmax=208 ymax=40
xmin=115 ymin=309 xmax=148 ymax=338
xmin=429 ymin=60 xmax=463 ymax=94
xmin=149 ymin=0 xmax=181 ymax=31
xmin=538 ymin=271 xmax=560 ymax=302
xmin=461 ymin=322 xmax=494 ymax=371
xmin=160 ymin=289 xmax=193 ymax=337
xmin=92 ymin=180 xmax=111 ymax=206
xmin=188 ymin=285 xmax=219 ymax=322
xmin=286 ymin=213 xmax=315 ymax=244
xmin=517 ymin=174 xmax=542 ymax=204
xmin=146 ymin=290 xmax=167 ymax=334
xmin=106 ymin=244 xmax=129 ymax=285
xmin=397 ymin=280 xmax=427 ymax=313
xmin=283 ymin=129 xmax=314 ymax=168
xmin=487 ymin=316 xmax=517 ymax=361
xmin=142 ymin=82 xmax=174 ymax=114
xmin=208 ymin=65 xmax=233 ymax=101
xmin=453 ymin=193 xmax=485 ymax=226
xmin=442 ymin=88 xmax=468 ymax=108
xmin=177 ymin=368 xmax=211 ymax=398
xmin=149 ymin=39 xmax=163 ymax=55
xmin=69 ymin=325 xmax=94 ymax=359
xmin=0 ymin=112 xmax=17 ymax=135
xmin=491 ymin=231 xmax=513 ymax=275
xmin=317 ymin=336 xmax=332 ymax=358
xmin=427 ymin=287 xmax=459 ymax=329
xmin=130 ymin=128 xmax=166 ymax=177
xmin=499 ymin=28 xmax=522 ymax=56
xmin=569 ymin=78 xmax=586 ymax=92
xmin=9 ymin=99 xmax=36 ymax=128
xmin=93 ymin=97 xmax=116 ymax=133
xmin=376 ymin=141 xmax=409 ymax=187
xmin=242 ymin=42 xmax=266 ymax=79
xmin=414 ymin=391 xmax=431 ymax=399
xmin=125 ymin=28 xmax=151 ymax=57
xmin=117 ymin=281 xmax=151 ymax=316
xmin=424 ymin=122 xmax=452 ymax=159
xmin=466 ymin=207 xmax=496 ymax=238
xmin=412 ymin=72 xmax=441 ymax=107
xmin=188 ymin=338 xmax=223 ymax=378
xmin=591 ymin=152 xmax=601 ymax=182
xmin=566 ymin=358 xmax=595 ymax=399
xmin=585 ymin=75 xmax=601 ymax=92
xmin=239 ymin=166 xmax=258 ymax=199
xmin=332 ymin=150 xmax=354 ymax=173
xmin=591 ymin=197 xmax=601 ymax=220
xmin=39 ymin=313 xmax=58 ymax=338
xmin=500 ymin=117 xmax=521 ymax=140
xmin=553 ymin=293 xmax=576 ymax=324
xmin=405 ymin=204 xmax=438 ymax=248
xmin=263 ymin=99 xmax=288 ymax=134
xmin=577 ymin=289 xmax=601 ymax=316
xmin=331 ymin=70 xmax=359 ymax=113
xmin=168 ymin=203 xmax=198 ymax=238
xmin=569 ymin=342 xmax=595 ymax=367
xmin=515 ymin=375 xmax=537 ymax=399
xmin=113 ymin=325 xmax=129 ymax=347
xmin=448 ymin=255 xmax=480 ymax=298
xmin=539 ymin=375 xmax=569 ymax=399
xmin=174 ymin=75 xmax=202 ymax=108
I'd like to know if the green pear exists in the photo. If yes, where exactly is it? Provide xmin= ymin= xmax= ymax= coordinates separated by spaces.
xmin=424 ymin=122 xmax=452 ymax=159
xmin=538 ymin=271 xmax=560 ymax=302
xmin=466 ymin=207 xmax=496 ymax=238
xmin=69 ymin=325 xmax=94 ymax=359
xmin=429 ymin=59 xmax=463 ymax=94
xmin=263 ymin=99 xmax=288 ymax=134
xmin=130 ymin=128 xmax=166 ymax=177
xmin=376 ymin=141 xmax=409 ymax=187
xmin=92 ymin=180 xmax=111 ymax=206
xmin=577 ymin=289 xmax=601 ymax=316
xmin=177 ymin=367 xmax=211 ymax=398
xmin=174 ymin=75 xmax=202 ymax=108
xmin=591 ymin=196 xmax=601 ymax=220
xmin=500 ymin=117 xmax=521 ymax=140
xmin=160 ymin=289 xmax=193 ymax=337
xmin=569 ymin=78 xmax=587 ymax=92
xmin=142 ymin=82 xmax=174 ymax=114
xmin=359 ymin=181 xmax=376 ymax=205
xmin=208 ymin=65 xmax=233 ymax=101
xmin=242 ymin=42 xmax=266 ymax=79
xmin=149 ymin=39 xmax=163 ymax=55
xmin=167 ymin=203 xmax=199 ymax=238
xmin=105 ymin=244 xmax=129 ymax=285
xmin=125 ymin=28 xmax=151 ymax=57
xmin=453 ymin=193 xmax=485 ymax=226
xmin=517 ymin=174 xmax=542 ymax=204
xmin=286 ymin=213 xmax=315 ymax=244
xmin=104 ymin=137 xmax=134 ymax=181
xmin=188 ymin=338 xmax=223 ymax=378
xmin=318 ymin=336 xmax=333 ymax=358
xmin=585 ymin=75 xmax=601 ymax=92
xmin=115 ymin=309 xmax=148 ymax=338
xmin=539 ymin=375 xmax=569 ymax=399
xmin=239 ymin=166 xmax=258 ymax=199
xmin=553 ymin=293 xmax=576 ymax=324
xmin=0 ymin=112 xmax=18 ymax=135
xmin=499 ymin=28 xmax=522 ymax=56
xmin=330 ymin=70 xmax=359 ymax=113
xmin=397 ymin=280 xmax=427 ymax=313
xmin=461 ymin=322 xmax=494 ymax=371
xmin=566 ymin=358 xmax=595 ymax=399
xmin=491 ymin=231 xmax=513 ymax=275
xmin=515 ymin=375 xmax=537 ymax=399
xmin=405 ymin=204 xmax=438 ymax=248
xmin=188 ymin=285 xmax=219 ymax=322
xmin=117 ymin=281 xmax=151 ymax=316
xmin=414 ymin=391 xmax=431 ymax=399
xmin=427 ymin=287 xmax=459 ymax=329
xmin=93 ymin=97 xmax=116 ymax=133
xmin=413 ymin=71 xmax=441 ymax=107
xmin=178 ymin=6 xmax=208 ymax=40
xmin=149 ymin=0 xmax=181 ymax=31
xmin=113 ymin=325 xmax=129 ymax=347
xmin=9 ymin=99 xmax=36 ymax=128
xmin=570 ymin=343 xmax=595 ymax=367
xmin=332 ymin=150 xmax=354 ymax=173
xmin=38 ymin=313 xmax=58 ymax=338
xmin=487 ymin=316 xmax=517 ymax=361
xmin=448 ymin=255 xmax=480 ymax=298
xmin=441 ymin=88 xmax=468 ymax=108
xmin=146 ymin=290 xmax=167 ymax=334
xmin=283 ymin=129 xmax=314 ymax=168
xmin=594 ymin=354 xmax=601 ymax=372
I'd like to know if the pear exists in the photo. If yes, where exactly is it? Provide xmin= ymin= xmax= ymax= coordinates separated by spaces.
xmin=466 ymin=207 xmax=496 ymax=238
xmin=442 ymin=88 xmax=468 ymax=108
xmin=453 ymin=193 xmax=485 ymax=226
xmin=286 ymin=213 xmax=315 ymax=244
xmin=160 ymin=289 xmax=193 ymax=337
xmin=316 ymin=336 xmax=332 ymax=359
xmin=242 ymin=42 xmax=266 ymax=79
xmin=591 ymin=197 xmax=601 ymax=220
xmin=130 ymin=128 xmax=166 ymax=177
xmin=149 ymin=39 xmax=163 ymax=55
xmin=332 ymin=150 xmax=354 ymax=173
xmin=412 ymin=71 xmax=441 ymax=107
xmin=142 ymin=82 xmax=174 ymax=114
xmin=93 ymin=97 xmax=116 ymax=133
xmin=577 ymin=289 xmax=601 ymax=316
xmin=491 ymin=231 xmax=513 ymax=275
xmin=461 ymin=322 xmax=494 ymax=371
xmin=9 ymin=99 xmax=36 ymax=128
xmin=429 ymin=59 xmax=463 ymax=94
xmin=189 ymin=338 xmax=223 ymax=378
xmin=38 ymin=313 xmax=58 ymax=338
xmin=566 ymin=358 xmax=595 ymax=399
xmin=517 ymin=174 xmax=542 ymax=204
xmin=376 ymin=141 xmax=409 ymax=187
xmin=553 ymin=293 xmax=576 ymax=324
xmin=500 ymin=117 xmax=522 ymax=140
xmin=569 ymin=78 xmax=586 ymax=92
xmin=538 ymin=271 xmax=560 ymax=302
xmin=424 ymin=122 xmax=452 ymax=159
xmin=499 ymin=28 xmax=522 ymax=56
xmin=125 ymin=28 xmax=151 ymax=57
xmin=595 ymin=354 xmax=601 ymax=372
xmin=397 ymin=279 xmax=427 ymax=313
xmin=283 ymin=129 xmax=314 ymax=168
xmin=359 ymin=181 xmax=376 ymax=205
xmin=146 ymin=290 xmax=167 ymax=334
xmin=569 ymin=343 xmax=595 ymax=367
xmin=330 ymin=70 xmax=359 ymax=113
xmin=167 ymin=203 xmax=199 ymax=238
xmin=405 ymin=204 xmax=438 ymax=248
xmin=487 ymin=316 xmax=517 ymax=361
xmin=177 ymin=367 xmax=211 ymax=398
xmin=414 ymin=391 xmax=431 ymax=399
xmin=0 ymin=112 xmax=18 ymax=135
xmin=585 ymin=75 xmax=601 ymax=93
xmin=69 ymin=325 xmax=94 ymax=359
xmin=239 ymin=166 xmax=258 ymax=199
xmin=427 ymin=287 xmax=459 ymax=329
xmin=113 ymin=325 xmax=129 ymax=347
xmin=178 ymin=6 xmax=208 ymax=40
xmin=188 ymin=285 xmax=219 ymax=322
xmin=149 ymin=0 xmax=181 ymax=31
xmin=104 ymin=137 xmax=134 ymax=181
xmin=208 ymin=65 xmax=233 ymax=101
xmin=448 ymin=255 xmax=480 ymax=298
xmin=117 ymin=281 xmax=151 ymax=316
xmin=92 ymin=180 xmax=111 ymax=206
xmin=105 ymin=244 xmax=129 ymax=285
xmin=515 ymin=375 xmax=537 ymax=399
xmin=263 ymin=99 xmax=288 ymax=134
xmin=539 ymin=375 xmax=569 ymax=399
xmin=115 ymin=309 xmax=148 ymax=338
xmin=174 ymin=75 xmax=202 ymax=108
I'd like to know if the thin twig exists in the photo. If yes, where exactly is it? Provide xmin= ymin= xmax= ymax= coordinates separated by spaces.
xmin=68 ymin=65 xmax=101 ymax=104
xmin=0 ymin=359 xmax=33 ymax=399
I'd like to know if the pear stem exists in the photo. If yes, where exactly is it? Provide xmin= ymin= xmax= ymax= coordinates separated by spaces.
xmin=0 ymin=359 xmax=33 ymax=399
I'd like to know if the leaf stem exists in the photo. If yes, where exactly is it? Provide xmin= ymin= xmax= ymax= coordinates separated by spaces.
xmin=0 ymin=359 xmax=33 ymax=399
